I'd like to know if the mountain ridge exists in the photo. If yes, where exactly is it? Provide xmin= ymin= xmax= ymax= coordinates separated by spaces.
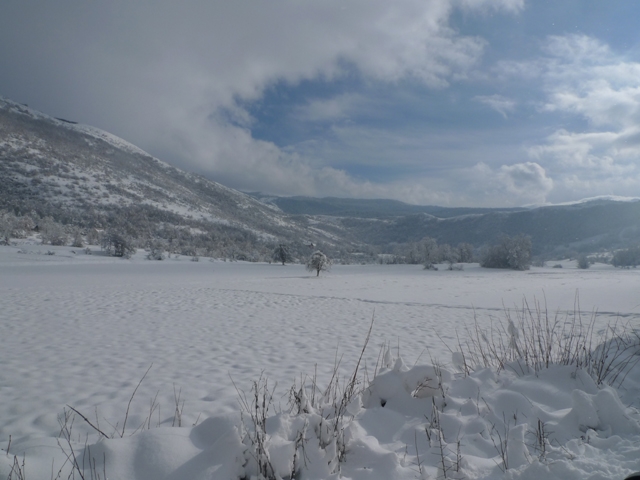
xmin=2 ymin=96 xmax=639 ymax=260
xmin=0 ymin=96 xmax=356 ymax=259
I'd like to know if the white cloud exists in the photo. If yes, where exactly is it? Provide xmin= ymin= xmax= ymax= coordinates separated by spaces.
xmin=456 ymin=0 xmax=525 ymax=14
xmin=498 ymin=162 xmax=553 ymax=197
xmin=474 ymin=94 xmax=516 ymax=118
xmin=492 ymin=34 xmax=640 ymax=202
xmin=534 ymin=36 xmax=640 ymax=130
xmin=119 ymin=0 xmax=504 ymax=198
xmin=0 ymin=0 xmax=523 ymax=203
xmin=293 ymin=94 xmax=365 ymax=123
xmin=461 ymin=162 xmax=552 ymax=205
xmin=542 ymin=34 xmax=611 ymax=62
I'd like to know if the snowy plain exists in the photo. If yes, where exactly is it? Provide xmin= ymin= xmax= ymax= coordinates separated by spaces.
xmin=1 ymin=243 xmax=639 ymax=479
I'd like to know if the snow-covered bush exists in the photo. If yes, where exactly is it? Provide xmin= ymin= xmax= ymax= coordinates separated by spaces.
xmin=0 ymin=211 xmax=36 ymax=244
xmin=577 ymin=254 xmax=590 ymax=269
xmin=70 ymin=226 xmax=84 ymax=248
xmin=231 ymin=308 xmax=640 ymax=480
xmin=481 ymin=234 xmax=532 ymax=270
xmin=0 ymin=213 xmax=14 ymax=245
xmin=457 ymin=242 xmax=474 ymax=263
xmin=39 ymin=216 xmax=68 ymax=246
xmin=101 ymin=229 xmax=136 ymax=258
xmin=146 ymin=241 xmax=166 ymax=260
xmin=612 ymin=245 xmax=640 ymax=268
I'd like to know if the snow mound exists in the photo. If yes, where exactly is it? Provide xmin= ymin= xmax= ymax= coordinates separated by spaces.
xmin=4 ymin=342 xmax=640 ymax=480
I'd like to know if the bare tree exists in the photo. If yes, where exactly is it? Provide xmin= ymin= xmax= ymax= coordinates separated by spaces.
xmin=307 ymin=250 xmax=330 ymax=276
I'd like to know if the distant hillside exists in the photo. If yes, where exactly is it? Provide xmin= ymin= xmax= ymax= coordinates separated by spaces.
xmin=332 ymin=199 xmax=640 ymax=254
xmin=251 ymin=194 xmax=640 ymax=256
xmin=2 ymin=96 xmax=639 ymax=261
xmin=0 ymin=98 xmax=357 ymax=259
xmin=249 ymin=194 xmax=523 ymax=219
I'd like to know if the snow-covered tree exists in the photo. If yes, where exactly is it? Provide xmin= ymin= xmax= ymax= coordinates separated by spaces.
xmin=439 ymin=243 xmax=459 ymax=270
xmin=39 ymin=216 xmax=67 ymax=246
xmin=481 ymin=234 xmax=531 ymax=270
xmin=422 ymin=237 xmax=439 ymax=270
xmin=272 ymin=244 xmax=292 ymax=265
xmin=577 ymin=254 xmax=590 ymax=269
xmin=307 ymin=250 xmax=330 ymax=276
xmin=457 ymin=243 xmax=474 ymax=263
xmin=0 ymin=211 xmax=16 ymax=245
xmin=612 ymin=245 xmax=640 ymax=268
xmin=101 ymin=229 xmax=136 ymax=258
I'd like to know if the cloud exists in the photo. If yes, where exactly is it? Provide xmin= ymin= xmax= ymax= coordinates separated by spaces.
xmin=461 ymin=162 xmax=553 ymax=205
xmin=293 ymin=94 xmax=365 ymax=123
xmin=456 ymin=0 xmax=525 ymax=14
xmin=535 ymin=37 xmax=640 ymax=131
xmin=525 ymin=35 xmax=640 ymax=129
xmin=474 ymin=94 xmax=516 ymax=118
xmin=542 ymin=34 xmax=612 ymax=62
xmin=493 ymin=34 xmax=640 ymax=202
xmin=0 ymin=0 xmax=521 ymax=203
xmin=498 ymin=162 xmax=553 ymax=196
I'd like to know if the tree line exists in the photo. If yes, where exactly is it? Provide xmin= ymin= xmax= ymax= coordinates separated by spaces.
xmin=3 ymin=208 xmax=639 ymax=269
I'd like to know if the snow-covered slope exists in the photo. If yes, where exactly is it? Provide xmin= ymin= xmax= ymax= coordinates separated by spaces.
xmin=0 ymin=97 xmax=346 ymax=249
xmin=2 ymin=95 xmax=639 ymax=257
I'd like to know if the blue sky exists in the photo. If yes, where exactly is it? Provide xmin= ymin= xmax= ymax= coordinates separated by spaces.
xmin=2 ymin=1 xmax=640 ymax=206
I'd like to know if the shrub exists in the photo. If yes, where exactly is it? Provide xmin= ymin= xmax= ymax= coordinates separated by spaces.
xmin=480 ymin=235 xmax=532 ymax=270
xmin=102 ymin=230 xmax=136 ymax=258
xmin=457 ymin=243 xmax=474 ymax=263
xmin=39 ymin=216 xmax=68 ymax=246
xmin=577 ymin=254 xmax=590 ymax=269
xmin=612 ymin=245 xmax=640 ymax=268
xmin=146 ymin=241 xmax=166 ymax=260
xmin=531 ymin=257 xmax=546 ymax=267
xmin=70 ymin=227 xmax=84 ymax=248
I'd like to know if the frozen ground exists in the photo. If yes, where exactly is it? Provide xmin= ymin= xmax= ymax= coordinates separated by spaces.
xmin=1 ymin=243 xmax=639 ymax=479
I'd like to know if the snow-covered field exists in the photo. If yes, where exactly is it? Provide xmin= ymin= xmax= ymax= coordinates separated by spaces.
xmin=1 ymin=244 xmax=639 ymax=479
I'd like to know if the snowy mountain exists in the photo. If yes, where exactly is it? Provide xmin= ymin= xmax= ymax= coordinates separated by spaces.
xmin=248 ymin=193 xmax=523 ymax=218
xmin=0 ymin=97 xmax=356 ymax=258
xmin=2 ymin=96 xmax=639 ymax=259
xmin=253 ymin=195 xmax=640 ymax=255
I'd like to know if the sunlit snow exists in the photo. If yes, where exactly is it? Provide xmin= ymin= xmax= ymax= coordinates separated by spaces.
xmin=1 ymin=243 xmax=639 ymax=479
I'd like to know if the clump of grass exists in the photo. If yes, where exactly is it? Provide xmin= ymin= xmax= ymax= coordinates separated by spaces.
xmin=453 ymin=295 xmax=640 ymax=385
xmin=234 ymin=316 xmax=375 ymax=479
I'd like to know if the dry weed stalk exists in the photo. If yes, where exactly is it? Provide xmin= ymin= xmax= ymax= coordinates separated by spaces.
xmin=455 ymin=294 xmax=640 ymax=386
